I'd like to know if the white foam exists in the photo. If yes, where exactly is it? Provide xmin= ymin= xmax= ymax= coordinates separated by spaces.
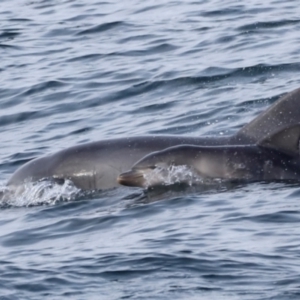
xmin=143 ymin=165 xmax=204 ymax=187
xmin=0 ymin=179 xmax=81 ymax=207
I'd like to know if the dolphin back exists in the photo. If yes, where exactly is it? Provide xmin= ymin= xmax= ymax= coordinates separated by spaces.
xmin=234 ymin=87 xmax=300 ymax=156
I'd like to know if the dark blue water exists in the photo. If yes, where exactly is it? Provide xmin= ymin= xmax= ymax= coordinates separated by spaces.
xmin=1 ymin=0 xmax=300 ymax=299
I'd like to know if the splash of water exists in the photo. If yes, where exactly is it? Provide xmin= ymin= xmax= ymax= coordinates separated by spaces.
xmin=143 ymin=165 xmax=205 ymax=187
xmin=0 ymin=179 xmax=81 ymax=207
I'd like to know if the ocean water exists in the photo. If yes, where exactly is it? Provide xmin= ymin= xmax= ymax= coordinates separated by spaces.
xmin=1 ymin=0 xmax=300 ymax=299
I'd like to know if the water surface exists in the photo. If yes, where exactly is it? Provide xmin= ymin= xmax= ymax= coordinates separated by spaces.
xmin=1 ymin=0 xmax=300 ymax=299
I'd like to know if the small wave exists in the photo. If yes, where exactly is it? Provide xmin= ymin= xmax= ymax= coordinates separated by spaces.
xmin=0 ymin=43 xmax=20 ymax=50
xmin=0 ymin=31 xmax=21 ymax=40
xmin=76 ymin=21 xmax=125 ymax=35
xmin=0 ymin=179 xmax=81 ymax=208
xmin=238 ymin=19 xmax=300 ymax=33
xmin=20 ymin=80 xmax=67 ymax=97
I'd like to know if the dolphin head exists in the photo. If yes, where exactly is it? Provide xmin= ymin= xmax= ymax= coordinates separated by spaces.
xmin=117 ymin=146 xmax=201 ymax=188
xmin=117 ymin=150 xmax=173 ymax=187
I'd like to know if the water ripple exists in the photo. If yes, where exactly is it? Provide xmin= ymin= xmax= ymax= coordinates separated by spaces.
xmin=77 ymin=21 xmax=126 ymax=35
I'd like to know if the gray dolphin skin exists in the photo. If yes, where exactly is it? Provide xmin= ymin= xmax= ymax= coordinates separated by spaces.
xmin=117 ymin=145 xmax=300 ymax=188
xmin=7 ymin=87 xmax=300 ymax=191
xmin=7 ymin=136 xmax=234 ymax=190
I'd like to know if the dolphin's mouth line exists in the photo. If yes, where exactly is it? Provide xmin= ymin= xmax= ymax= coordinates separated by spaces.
xmin=117 ymin=170 xmax=145 ymax=187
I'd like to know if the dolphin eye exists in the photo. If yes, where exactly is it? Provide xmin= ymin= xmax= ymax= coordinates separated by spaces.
xmin=148 ymin=165 xmax=156 ymax=170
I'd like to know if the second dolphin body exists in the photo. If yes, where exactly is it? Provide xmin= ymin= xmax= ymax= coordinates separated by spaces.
xmin=117 ymin=144 xmax=300 ymax=188
xmin=118 ymin=87 xmax=300 ymax=188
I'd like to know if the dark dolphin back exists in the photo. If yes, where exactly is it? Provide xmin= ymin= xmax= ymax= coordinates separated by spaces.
xmin=233 ymin=87 xmax=300 ymax=155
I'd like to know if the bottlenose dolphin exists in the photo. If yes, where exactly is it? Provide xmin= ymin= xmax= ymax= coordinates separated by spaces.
xmin=7 ymin=87 xmax=300 ymax=191
xmin=117 ymin=144 xmax=300 ymax=188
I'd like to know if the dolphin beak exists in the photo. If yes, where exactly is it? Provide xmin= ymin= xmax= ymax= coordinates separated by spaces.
xmin=117 ymin=170 xmax=145 ymax=187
